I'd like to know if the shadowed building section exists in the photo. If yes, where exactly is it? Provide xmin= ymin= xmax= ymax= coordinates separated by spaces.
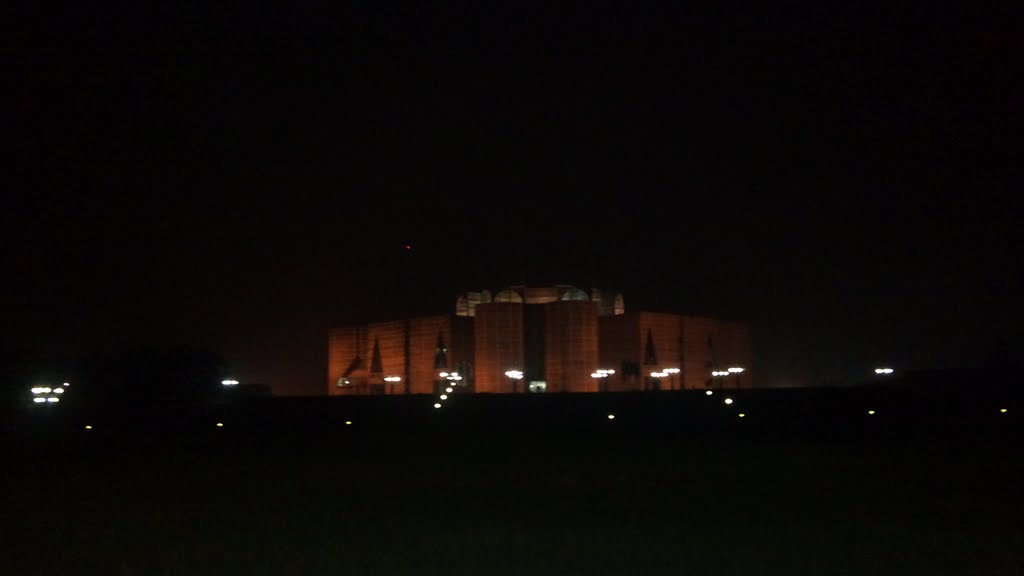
xmin=328 ymin=315 xmax=474 ymax=395
xmin=328 ymin=285 xmax=751 ymax=395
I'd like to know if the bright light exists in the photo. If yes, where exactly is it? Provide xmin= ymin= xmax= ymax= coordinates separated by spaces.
xmin=450 ymin=375 xmax=463 ymax=381
xmin=705 ymin=390 xmax=713 ymax=396
xmin=728 ymin=367 xmax=745 ymax=374
xmin=451 ymin=372 xmax=459 ymax=377
xmin=384 ymin=376 xmax=402 ymax=382
xmin=738 ymin=413 xmax=746 ymax=418
xmin=445 ymin=387 xmax=453 ymax=393
xmin=607 ymin=414 xmax=615 ymax=420
xmin=46 ymin=397 xmax=60 ymax=403
xmin=440 ymin=394 xmax=448 ymax=400
xmin=84 ymin=425 xmax=93 ymax=430
xmin=999 ymin=409 xmax=1007 ymax=413
xmin=345 ymin=420 xmax=352 ymax=425
xmin=665 ymin=368 xmax=680 ymax=374
xmin=867 ymin=410 xmax=875 ymax=415
xmin=31 ymin=387 xmax=44 ymax=394
xmin=505 ymin=370 xmax=523 ymax=379
xmin=724 ymin=398 xmax=733 ymax=405
xmin=216 ymin=422 xmax=224 ymax=427
xmin=63 ymin=382 xmax=70 ymax=387
xmin=650 ymin=371 xmax=667 ymax=378
xmin=33 ymin=398 xmax=46 ymax=403
xmin=874 ymin=368 xmax=894 ymax=375
xmin=54 ymin=387 xmax=64 ymax=394
xmin=434 ymin=403 xmax=442 ymax=409
xmin=439 ymin=372 xmax=449 ymax=378
xmin=606 ymin=369 xmax=615 ymax=375
xmin=591 ymin=372 xmax=600 ymax=378
xmin=221 ymin=379 xmax=239 ymax=386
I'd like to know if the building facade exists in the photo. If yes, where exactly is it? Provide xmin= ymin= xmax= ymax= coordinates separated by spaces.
xmin=328 ymin=285 xmax=751 ymax=395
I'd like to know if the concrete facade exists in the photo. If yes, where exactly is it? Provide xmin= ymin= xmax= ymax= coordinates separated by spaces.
xmin=328 ymin=285 xmax=751 ymax=395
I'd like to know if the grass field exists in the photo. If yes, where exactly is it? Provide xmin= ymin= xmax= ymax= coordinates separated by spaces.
xmin=3 ymin=390 xmax=1022 ymax=575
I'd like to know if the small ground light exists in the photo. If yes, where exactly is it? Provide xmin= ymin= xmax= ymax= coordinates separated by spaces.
xmin=216 ymin=422 xmax=224 ymax=427
xmin=33 ymin=398 xmax=46 ymax=403
xmin=705 ymin=390 xmax=713 ymax=396
xmin=724 ymin=398 xmax=733 ymax=405
xmin=440 ymin=394 xmax=448 ymax=400
xmin=868 ymin=410 xmax=875 ymax=415
xmin=84 ymin=425 xmax=93 ymax=430
xmin=445 ymin=387 xmax=453 ymax=393
xmin=739 ymin=413 xmax=746 ymax=418
xmin=607 ymin=414 xmax=615 ymax=420
xmin=345 ymin=420 xmax=352 ymax=425
xmin=434 ymin=403 xmax=442 ymax=409
xmin=1000 ymin=408 xmax=1007 ymax=413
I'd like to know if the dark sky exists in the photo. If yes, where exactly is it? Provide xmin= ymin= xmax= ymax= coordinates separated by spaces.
xmin=3 ymin=3 xmax=1021 ymax=394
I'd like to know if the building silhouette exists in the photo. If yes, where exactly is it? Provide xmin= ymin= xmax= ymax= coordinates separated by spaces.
xmin=328 ymin=285 xmax=751 ymax=395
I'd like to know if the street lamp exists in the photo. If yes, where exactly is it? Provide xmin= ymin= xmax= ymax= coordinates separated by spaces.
xmin=727 ymin=366 xmax=745 ymax=389
xmin=384 ymin=375 xmax=402 ymax=394
xmin=504 ymin=370 xmax=524 ymax=393
xmin=591 ymin=368 xmax=615 ymax=392
xmin=663 ymin=367 xmax=680 ymax=390
xmin=711 ymin=367 xmax=746 ymax=389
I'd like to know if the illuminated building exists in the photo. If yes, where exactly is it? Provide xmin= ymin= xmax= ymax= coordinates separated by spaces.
xmin=327 ymin=285 xmax=751 ymax=395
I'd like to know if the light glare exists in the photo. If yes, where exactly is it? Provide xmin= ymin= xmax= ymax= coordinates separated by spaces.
xmin=434 ymin=403 xmax=442 ymax=409
xmin=216 ymin=422 xmax=224 ymax=427
xmin=33 ymin=397 xmax=46 ymax=403
xmin=84 ymin=425 xmax=93 ymax=430
xmin=999 ymin=408 xmax=1007 ymax=413
xmin=345 ymin=420 xmax=352 ymax=425
xmin=54 ymin=387 xmax=64 ymax=394
xmin=724 ymin=398 xmax=733 ymax=405
xmin=440 ymin=394 xmax=448 ymax=400
xmin=705 ymin=390 xmax=713 ymax=396
xmin=607 ymin=414 xmax=615 ymax=420
xmin=445 ymin=387 xmax=453 ymax=393
xmin=46 ymin=397 xmax=60 ymax=403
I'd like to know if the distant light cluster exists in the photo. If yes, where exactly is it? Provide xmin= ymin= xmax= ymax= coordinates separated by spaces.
xmin=29 ymin=382 xmax=69 ymax=405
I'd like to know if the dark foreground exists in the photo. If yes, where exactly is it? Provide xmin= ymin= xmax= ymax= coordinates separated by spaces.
xmin=3 ymin=387 xmax=1022 ymax=575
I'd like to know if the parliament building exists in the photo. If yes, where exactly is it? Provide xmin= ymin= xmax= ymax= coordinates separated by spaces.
xmin=328 ymin=285 xmax=751 ymax=396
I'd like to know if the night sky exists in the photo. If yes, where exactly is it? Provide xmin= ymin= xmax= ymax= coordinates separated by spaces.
xmin=3 ymin=4 xmax=1020 ymax=395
